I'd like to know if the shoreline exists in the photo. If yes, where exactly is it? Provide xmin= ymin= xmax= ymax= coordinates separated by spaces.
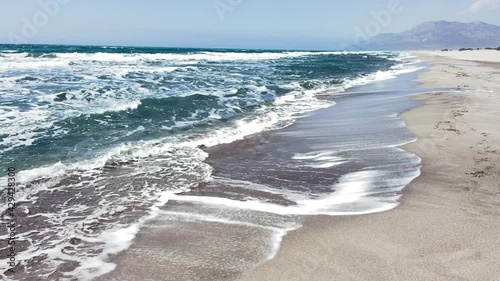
xmin=238 ymin=52 xmax=500 ymax=280
xmin=94 ymin=56 xmax=426 ymax=281
xmin=1 ymin=51 xmax=427 ymax=281
xmin=2 ymin=46 xmax=499 ymax=281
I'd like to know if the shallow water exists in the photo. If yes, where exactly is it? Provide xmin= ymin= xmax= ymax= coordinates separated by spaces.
xmin=95 ymin=71 xmax=437 ymax=281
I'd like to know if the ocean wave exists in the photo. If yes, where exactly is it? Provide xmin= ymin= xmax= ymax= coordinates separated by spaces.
xmin=0 ymin=50 xmax=383 ymax=68
xmin=2 ymin=51 xmax=316 ymax=64
xmin=0 ymin=84 xmax=328 ymax=187
xmin=0 ymin=51 xmax=419 ymax=173
xmin=25 ymin=52 xmax=59 ymax=58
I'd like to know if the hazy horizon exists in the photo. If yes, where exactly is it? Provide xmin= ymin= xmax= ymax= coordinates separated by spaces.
xmin=1 ymin=0 xmax=500 ymax=50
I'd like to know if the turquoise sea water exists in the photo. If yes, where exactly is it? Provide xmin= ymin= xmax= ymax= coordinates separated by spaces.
xmin=0 ymin=45 xmax=403 ymax=171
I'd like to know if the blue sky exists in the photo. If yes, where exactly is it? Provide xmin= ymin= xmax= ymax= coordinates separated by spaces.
xmin=1 ymin=0 xmax=499 ymax=49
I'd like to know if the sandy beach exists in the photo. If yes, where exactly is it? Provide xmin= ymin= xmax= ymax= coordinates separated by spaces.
xmin=418 ymin=49 xmax=500 ymax=63
xmin=238 ymin=51 xmax=500 ymax=281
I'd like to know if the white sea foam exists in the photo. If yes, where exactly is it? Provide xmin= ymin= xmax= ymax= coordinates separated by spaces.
xmin=0 ymin=51 xmax=339 ymax=67
xmin=293 ymin=151 xmax=348 ymax=168
xmin=0 ymin=50 xmax=396 ymax=71
xmin=69 ymin=193 xmax=173 ymax=280
xmin=345 ymin=66 xmax=425 ymax=89
xmin=125 ymin=125 xmax=146 ymax=137
xmin=165 ymin=169 xmax=415 ymax=216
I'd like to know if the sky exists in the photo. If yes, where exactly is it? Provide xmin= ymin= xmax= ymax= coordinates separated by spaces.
xmin=0 ymin=0 xmax=499 ymax=50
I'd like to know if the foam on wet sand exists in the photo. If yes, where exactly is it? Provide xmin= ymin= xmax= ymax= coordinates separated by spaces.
xmin=237 ymin=50 xmax=500 ymax=281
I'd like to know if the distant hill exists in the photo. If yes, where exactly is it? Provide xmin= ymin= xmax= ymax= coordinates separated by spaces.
xmin=354 ymin=21 xmax=500 ymax=50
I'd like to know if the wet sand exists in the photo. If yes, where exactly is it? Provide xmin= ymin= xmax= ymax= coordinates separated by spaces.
xmin=238 ymin=53 xmax=500 ymax=280
xmin=96 ymin=69 xmax=428 ymax=280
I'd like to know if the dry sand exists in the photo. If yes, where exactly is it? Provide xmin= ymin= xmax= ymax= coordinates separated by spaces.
xmin=417 ymin=49 xmax=500 ymax=63
xmin=238 ymin=52 xmax=500 ymax=280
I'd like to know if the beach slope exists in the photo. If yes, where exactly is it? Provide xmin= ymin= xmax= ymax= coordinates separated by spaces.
xmin=239 ymin=50 xmax=500 ymax=281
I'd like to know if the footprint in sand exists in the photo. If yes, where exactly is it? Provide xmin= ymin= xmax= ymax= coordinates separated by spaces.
xmin=451 ymin=109 xmax=468 ymax=118
xmin=474 ymin=157 xmax=489 ymax=164
xmin=435 ymin=121 xmax=462 ymax=134
xmin=466 ymin=169 xmax=489 ymax=178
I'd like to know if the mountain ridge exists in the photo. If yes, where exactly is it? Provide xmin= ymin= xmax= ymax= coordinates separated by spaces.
xmin=354 ymin=20 xmax=500 ymax=50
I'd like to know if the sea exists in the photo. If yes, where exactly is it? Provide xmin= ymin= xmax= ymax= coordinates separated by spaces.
xmin=0 ymin=44 xmax=424 ymax=280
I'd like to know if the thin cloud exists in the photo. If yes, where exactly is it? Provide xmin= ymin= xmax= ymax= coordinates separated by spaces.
xmin=469 ymin=0 xmax=499 ymax=13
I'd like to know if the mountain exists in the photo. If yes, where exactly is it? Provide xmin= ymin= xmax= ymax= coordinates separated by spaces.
xmin=354 ymin=21 xmax=500 ymax=50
